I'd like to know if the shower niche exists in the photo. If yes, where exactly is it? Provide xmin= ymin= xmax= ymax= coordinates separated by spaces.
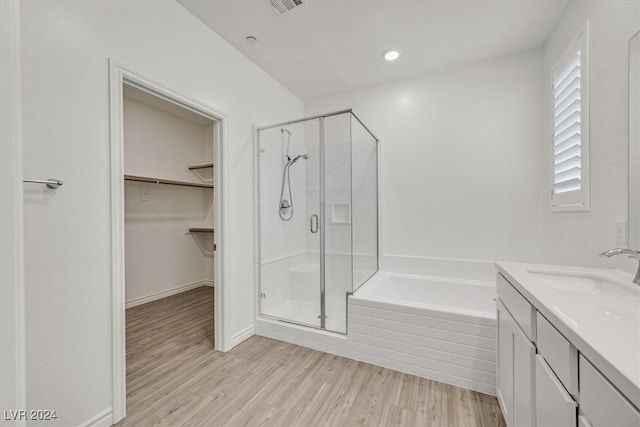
xmin=256 ymin=110 xmax=378 ymax=334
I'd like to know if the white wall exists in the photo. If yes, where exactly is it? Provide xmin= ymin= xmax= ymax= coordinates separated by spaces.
xmin=123 ymin=95 xmax=213 ymax=183
xmin=541 ymin=0 xmax=640 ymax=269
xmin=306 ymin=50 xmax=545 ymax=264
xmin=124 ymin=183 xmax=212 ymax=303
xmin=20 ymin=1 xmax=302 ymax=426
xmin=123 ymin=95 xmax=213 ymax=305
xmin=630 ymin=32 xmax=640 ymax=250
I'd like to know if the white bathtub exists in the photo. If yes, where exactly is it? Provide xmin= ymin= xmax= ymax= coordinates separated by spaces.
xmin=353 ymin=272 xmax=496 ymax=318
xmin=348 ymin=269 xmax=497 ymax=394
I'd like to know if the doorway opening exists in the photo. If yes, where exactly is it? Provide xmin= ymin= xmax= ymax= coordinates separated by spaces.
xmin=109 ymin=62 xmax=226 ymax=424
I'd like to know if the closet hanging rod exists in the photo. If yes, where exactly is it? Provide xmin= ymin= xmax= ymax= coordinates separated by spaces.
xmin=23 ymin=178 xmax=63 ymax=189
xmin=124 ymin=175 xmax=213 ymax=189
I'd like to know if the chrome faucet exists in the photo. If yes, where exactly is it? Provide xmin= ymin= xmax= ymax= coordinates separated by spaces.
xmin=599 ymin=248 xmax=640 ymax=285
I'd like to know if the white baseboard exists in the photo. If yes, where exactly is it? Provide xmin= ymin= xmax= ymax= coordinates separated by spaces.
xmin=256 ymin=318 xmax=351 ymax=354
xmin=229 ymin=324 xmax=255 ymax=349
xmin=78 ymin=408 xmax=112 ymax=427
xmin=125 ymin=280 xmax=211 ymax=309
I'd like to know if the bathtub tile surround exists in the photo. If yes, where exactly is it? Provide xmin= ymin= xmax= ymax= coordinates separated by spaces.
xmin=257 ymin=255 xmax=498 ymax=394
xmin=349 ymin=296 xmax=496 ymax=393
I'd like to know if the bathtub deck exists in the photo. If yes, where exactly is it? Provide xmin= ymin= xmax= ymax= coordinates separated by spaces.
xmin=117 ymin=287 xmax=505 ymax=426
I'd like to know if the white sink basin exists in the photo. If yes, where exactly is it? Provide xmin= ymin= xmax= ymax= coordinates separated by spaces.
xmin=527 ymin=270 xmax=629 ymax=295
xmin=526 ymin=269 xmax=639 ymax=323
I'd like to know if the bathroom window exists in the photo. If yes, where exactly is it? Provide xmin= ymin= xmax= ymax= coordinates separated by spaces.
xmin=551 ymin=23 xmax=590 ymax=212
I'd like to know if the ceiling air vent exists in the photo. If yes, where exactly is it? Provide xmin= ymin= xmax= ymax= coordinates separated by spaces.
xmin=266 ymin=0 xmax=307 ymax=16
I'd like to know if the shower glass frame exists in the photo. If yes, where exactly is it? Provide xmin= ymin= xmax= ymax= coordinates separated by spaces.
xmin=256 ymin=109 xmax=379 ymax=334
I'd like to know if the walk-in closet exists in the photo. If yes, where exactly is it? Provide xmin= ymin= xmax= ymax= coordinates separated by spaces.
xmin=122 ymin=84 xmax=216 ymax=388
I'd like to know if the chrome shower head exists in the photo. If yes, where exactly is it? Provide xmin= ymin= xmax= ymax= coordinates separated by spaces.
xmin=289 ymin=153 xmax=310 ymax=165
xmin=281 ymin=128 xmax=292 ymax=136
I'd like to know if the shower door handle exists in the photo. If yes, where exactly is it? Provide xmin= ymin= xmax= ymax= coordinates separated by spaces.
xmin=310 ymin=214 xmax=319 ymax=233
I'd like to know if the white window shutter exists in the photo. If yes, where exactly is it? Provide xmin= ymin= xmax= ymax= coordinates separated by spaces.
xmin=551 ymin=24 xmax=590 ymax=212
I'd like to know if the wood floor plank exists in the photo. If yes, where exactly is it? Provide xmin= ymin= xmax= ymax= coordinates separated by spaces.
xmin=311 ymin=360 xmax=370 ymax=426
xmin=116 ymin=286 xmax=506 ymax=427
xmin=342 ymin=367 xmax=390 ymax=426
xmin=380 ymin=403 xmax=409 ymax=427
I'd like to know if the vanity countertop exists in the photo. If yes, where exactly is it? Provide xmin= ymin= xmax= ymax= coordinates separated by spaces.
xmin=496 ymin=262 xmax=640 ymax=408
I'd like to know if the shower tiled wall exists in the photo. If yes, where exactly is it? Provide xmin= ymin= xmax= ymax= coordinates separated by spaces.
xmin=258 ymin=125 xmax=308 ymax=263
xmin=258 ymin=125 xmax=308 ymax=313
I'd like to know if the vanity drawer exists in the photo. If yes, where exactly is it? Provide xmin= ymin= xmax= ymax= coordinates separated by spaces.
xmin=497 ymin=273 xmax=536 ymax=341
xmin=536 ymin=312 xmax=578 ymax=396
xmin=579 ymin=355 xmax=640 ymax=426
xmin=535 ymin=355 xmax=576 ymax=427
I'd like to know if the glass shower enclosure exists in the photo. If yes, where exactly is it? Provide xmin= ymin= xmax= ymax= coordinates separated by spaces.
xmin=257 ymin=110 xmax=378 ymax=334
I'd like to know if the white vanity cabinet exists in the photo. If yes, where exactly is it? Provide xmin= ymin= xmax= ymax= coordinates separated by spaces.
xmin=536 ymin=313 xmax=578 ymax=396
xmin=534 ymin=313 xmax=578 ymax=427
xmin=498 ymin=272 xmax=578 ymax=427
xmin=579 ymin=355 xmax=640 ymax=427
xmin=497 ymin=275 xmax=536 ymax=427
xmin=497 ymin=269 xmax=640 ymax=427
xmin=534 ymin=354 xmax=576 ymax=427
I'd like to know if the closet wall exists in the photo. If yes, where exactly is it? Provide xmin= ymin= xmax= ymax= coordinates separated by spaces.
xmin=124 ymin=86 xmax=214 ymax=307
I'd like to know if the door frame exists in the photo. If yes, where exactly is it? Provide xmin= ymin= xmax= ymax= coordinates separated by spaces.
xmin=108 ymin=60 xmax=228 ymax=423
xmin=0 ymin=1 xmax=26 ymax=423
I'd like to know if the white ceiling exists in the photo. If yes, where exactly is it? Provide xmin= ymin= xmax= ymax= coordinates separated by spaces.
xmin=178 ymin=0 xmax=569 ymax=101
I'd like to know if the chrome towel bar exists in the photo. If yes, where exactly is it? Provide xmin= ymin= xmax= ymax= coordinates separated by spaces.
xmin=23 ymin=178 xmax=63 ymax=189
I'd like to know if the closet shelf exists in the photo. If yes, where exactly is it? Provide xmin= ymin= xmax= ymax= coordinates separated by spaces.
xmin=188 ymin=163 xmax=213 ymax=170
xmin=189 ymin=227 xmax=214 ymax=233
xmin=124 ymin=174 xmax=213 ymax=189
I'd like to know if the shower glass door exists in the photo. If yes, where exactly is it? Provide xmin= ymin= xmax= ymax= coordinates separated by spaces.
xmin=257 ymin=110 xmax=377 ymax=334
xmin=322 ymin=114 xmax=353 ymax=333
xmin=257 ymin=119 xmax=322 ymax=328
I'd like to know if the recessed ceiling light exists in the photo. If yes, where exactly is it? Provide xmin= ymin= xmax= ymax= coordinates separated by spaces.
xmin=246 ymin=36 xmax=258 ymax=44
xmin=383 ymin=49 xmax=400 ymax=61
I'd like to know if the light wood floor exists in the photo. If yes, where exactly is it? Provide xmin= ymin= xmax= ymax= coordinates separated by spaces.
xmin=116 ymin=286 xmax=505 ymax=427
